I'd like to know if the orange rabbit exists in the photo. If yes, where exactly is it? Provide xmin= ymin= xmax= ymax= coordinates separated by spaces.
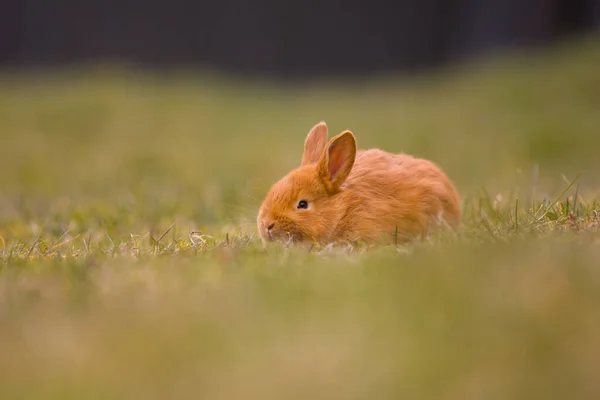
xmin=257 ymin=122 xmax=461 ymax=245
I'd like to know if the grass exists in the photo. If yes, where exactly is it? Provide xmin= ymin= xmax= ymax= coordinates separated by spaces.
xmin=1 ymin=35 xmax=600 ymax=399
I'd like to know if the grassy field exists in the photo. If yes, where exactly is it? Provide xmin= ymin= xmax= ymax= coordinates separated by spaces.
xmin=1 ymin=36 xmax=600 ymax=399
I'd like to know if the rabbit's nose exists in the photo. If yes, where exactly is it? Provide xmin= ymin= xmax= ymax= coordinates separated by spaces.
xmin=267 ymin=223 xmax=275 ymax=231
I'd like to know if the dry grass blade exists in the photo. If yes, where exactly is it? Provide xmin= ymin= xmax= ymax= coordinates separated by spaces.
xmin=156 ymin=222 xmax=176 ymax=244
xmin=26 ymin=236 xmax=41 ymax=259
xmin=43 ymin=230 xmax=72 ymax=256
xmin=535 ymin=175 xmax=580 ymax=222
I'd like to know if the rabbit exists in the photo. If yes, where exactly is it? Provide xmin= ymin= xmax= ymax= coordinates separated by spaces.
xmin=257 ymin=122 xmax=461 ymax=245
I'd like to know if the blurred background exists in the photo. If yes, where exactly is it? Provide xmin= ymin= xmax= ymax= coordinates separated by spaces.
xmin=1 ymin=0 xmax=599 ymax=77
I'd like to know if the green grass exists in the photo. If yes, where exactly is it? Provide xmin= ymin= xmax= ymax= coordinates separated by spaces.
xmin=1 ymin=35 xmax=600 ymax=399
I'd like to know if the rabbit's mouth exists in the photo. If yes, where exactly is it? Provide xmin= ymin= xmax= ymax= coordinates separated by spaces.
xmin=257 ymin=212 xmax=308 ymax=245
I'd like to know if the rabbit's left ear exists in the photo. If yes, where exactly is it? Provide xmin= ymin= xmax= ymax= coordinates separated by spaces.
xmin=317 ymin=130 xmax=356 ymax=192
xmin=301 ymin=122 xmax=328 ymax=166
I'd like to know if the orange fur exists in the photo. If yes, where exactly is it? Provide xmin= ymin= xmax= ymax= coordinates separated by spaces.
xmin=257 ymin=122 xmax=461 ymax=245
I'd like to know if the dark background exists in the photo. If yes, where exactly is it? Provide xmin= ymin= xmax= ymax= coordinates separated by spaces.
xmin=1 ymin=0 xmax=599 ymax=79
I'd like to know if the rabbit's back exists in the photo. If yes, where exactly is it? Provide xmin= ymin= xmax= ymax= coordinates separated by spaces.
xmin=336 ymin=149 xmax=461 ymax=241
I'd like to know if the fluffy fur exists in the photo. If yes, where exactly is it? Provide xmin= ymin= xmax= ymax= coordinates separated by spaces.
xmin=257 ymin=122 xmax=461 ymax=245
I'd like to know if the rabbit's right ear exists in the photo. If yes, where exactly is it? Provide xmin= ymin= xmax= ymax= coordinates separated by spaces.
xmin=317 ymin=130 xmax=357 ymax=193
xmin=301 ymin=122 xmax=328 ymax=166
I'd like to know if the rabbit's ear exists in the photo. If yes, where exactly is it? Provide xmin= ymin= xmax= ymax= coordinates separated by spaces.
xmin=318 ymin=130 xmax=356 ymax=192
xmin=301 ymin=122 xmax=328 ymax=166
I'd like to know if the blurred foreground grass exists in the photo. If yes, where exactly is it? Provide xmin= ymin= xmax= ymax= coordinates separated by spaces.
xmin=1 ymin=36 xmax=600 ymax=399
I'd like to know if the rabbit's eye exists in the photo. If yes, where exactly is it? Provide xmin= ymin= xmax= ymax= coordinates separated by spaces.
xmin=297 ymin=200 xmax=308 ymax=209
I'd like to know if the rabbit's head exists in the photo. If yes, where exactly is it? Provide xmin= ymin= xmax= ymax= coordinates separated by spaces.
xmin=257 ymin=122 xmax=357 ymax=245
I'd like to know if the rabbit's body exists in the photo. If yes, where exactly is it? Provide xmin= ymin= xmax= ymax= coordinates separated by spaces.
xmin=257 ymin=122 xmax=461 ymax=245
xmin=328 ymin=149 xmax=461 ymax=242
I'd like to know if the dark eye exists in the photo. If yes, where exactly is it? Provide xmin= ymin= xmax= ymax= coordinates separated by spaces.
xmin=297 ymin=200 xmax=308 ymax=209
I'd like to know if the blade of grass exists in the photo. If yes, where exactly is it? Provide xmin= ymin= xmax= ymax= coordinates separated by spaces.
xmin=535 ymin=174 xmax=580 ymax=222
